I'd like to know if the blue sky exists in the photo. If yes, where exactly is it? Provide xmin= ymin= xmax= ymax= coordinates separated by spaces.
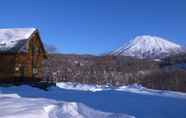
xmin=0 ymin=0 xmax=186 ymax=54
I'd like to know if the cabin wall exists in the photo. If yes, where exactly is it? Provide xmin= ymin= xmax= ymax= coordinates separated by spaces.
xmin=15 ymin=53 xmax=44 ymax=79
xmin=15 ymin=53 xmax=33 ymax=78
xmin=0 ymin=54 xmax=16 ymax=81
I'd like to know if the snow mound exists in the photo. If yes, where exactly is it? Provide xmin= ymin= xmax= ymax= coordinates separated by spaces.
xmin=55 ymin=102 xmax=134 ymax=118
xmin=111 ymin=35 xmax=185 ymax=59
xmin=0 ymin=94 xmax=134 ymax=118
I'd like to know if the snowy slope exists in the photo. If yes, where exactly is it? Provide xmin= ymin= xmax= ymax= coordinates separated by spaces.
xmin=111 ymin=35 xmax=185 ymax=59
xmin=0 ymin=93 xmax=134 ymax=118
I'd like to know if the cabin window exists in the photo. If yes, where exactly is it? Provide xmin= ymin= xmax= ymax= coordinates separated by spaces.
xmin=35 ymin=47 xmax=39 ymax=53
xmin=32 ymin=44 xmax=39 ymax=53
xmin=15 ymin=64 xmax=22 ymax=72
xmin=33 ymin=68 xmax=38 ymax=74
xmin=39 ymin=48 xmax=42 ymax=53
xmin=15 ymin=67 xmax=20 ymax=71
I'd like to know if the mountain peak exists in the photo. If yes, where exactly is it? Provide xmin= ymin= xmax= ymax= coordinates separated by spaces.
xmin=111 ymin=35 xmax=185 ymax=59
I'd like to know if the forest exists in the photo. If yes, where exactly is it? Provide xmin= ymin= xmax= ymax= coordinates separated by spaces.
xmin=43 ymin=53 xmax=186 ymax=92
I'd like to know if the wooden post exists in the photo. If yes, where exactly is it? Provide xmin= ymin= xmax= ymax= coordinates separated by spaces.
xmin=32 ymin=38 xmax=34 ymax=80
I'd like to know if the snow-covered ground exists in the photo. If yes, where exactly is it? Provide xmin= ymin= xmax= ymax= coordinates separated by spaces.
xmin=0 ymin=92 xmax=133 ymax=118
xmin=56 ymin=82 xmax=186 ymax=99
xmin=1 ymin=83 xmax=186 ymax=118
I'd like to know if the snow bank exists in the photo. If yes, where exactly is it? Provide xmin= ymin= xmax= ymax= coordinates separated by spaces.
xmin=56 ymin=82 xmax=110 ymax=92
xmin=56 ymin=82 xmax=186 ymax=99
xmin=0 ymin=93 xmax=134 ymax=118
xmin=116 ymin=84 xmax=186 ymax=98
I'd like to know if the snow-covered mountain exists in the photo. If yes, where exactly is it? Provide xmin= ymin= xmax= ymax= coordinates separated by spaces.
xmin=111 ymin=35 xmax=186 ymax=59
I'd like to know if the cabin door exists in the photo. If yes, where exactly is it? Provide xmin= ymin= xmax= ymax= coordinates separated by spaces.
xmin=20 ymin=65 xmax=25 ymax=81
xmin=32 ymin=43 xmax=39 ymax=78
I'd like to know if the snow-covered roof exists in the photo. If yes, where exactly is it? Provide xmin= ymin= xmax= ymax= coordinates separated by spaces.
xmin=0 ymin=28 xmax=37 ymax=53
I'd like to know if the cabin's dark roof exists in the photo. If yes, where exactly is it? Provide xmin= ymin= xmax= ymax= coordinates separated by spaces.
xmin=0 ymin=28 xmax=36 ymax=53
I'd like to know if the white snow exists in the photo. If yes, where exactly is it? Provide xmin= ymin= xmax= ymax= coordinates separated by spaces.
xmin=56 ymin=82 xmax=110 ymax=92
xmin=116 ymin=84 xmax=186 ymax=98
xmin=0 ymin=93 xmax=20 ymax=98
xmin=56 ymin=82 xmax=186 ymax=99
xmin=111 ymin=35 xmax=185 ymax=59
xmin=0 ymin=28 xmax=36 ymax=51
xmin=44 ymin=105 xmax=57 ymax=113
xmin=1 ymin=83 xmax=186 ymax=118
xmin=0 ymin=86 xmax=134 ymax=118
xmin=0 ymin=96 xmax=56 ymax=118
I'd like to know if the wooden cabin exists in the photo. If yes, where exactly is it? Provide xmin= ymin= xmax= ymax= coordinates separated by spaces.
xmin=0 ymin=28 xmax=47 ymax=83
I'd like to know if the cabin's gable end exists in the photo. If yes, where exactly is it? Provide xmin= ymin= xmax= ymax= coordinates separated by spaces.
xmin=27 ymin=31 xmax=47 ymax=79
